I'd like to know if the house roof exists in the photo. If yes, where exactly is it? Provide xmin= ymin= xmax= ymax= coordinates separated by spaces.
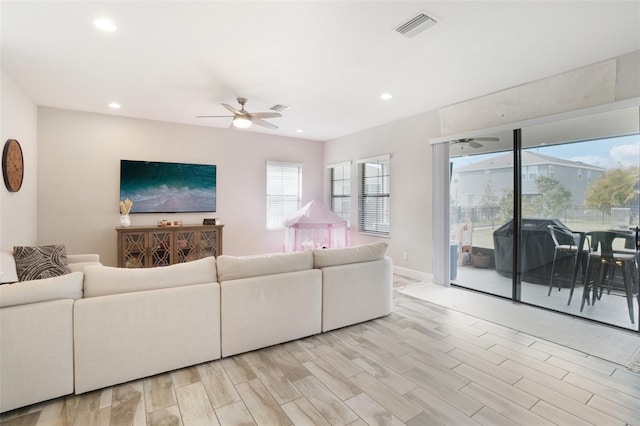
xmin=1 ymin=1 xmax=639 ymax=141
xmin=456 ymin=151 xmax=607 ymax=173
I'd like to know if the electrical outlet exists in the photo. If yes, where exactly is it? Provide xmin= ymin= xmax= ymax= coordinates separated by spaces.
xmin=403 ymin=252 xmax=408 ymax=260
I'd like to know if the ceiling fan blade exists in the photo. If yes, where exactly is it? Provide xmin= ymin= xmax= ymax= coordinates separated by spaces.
xmin=222 ymin=103 xmax=244 ymax=116
xmin=196 ymin=115 xmax=233 ymax=118
xmin=249 ymin=112 xmax=282 ymax=119
xmin=470 ymin=137 xmax=499 ymax=142
xmin=468 ymin=141 xmax=482 ymax=148
xmin=251 ymin=118 xmax=278 ymax=129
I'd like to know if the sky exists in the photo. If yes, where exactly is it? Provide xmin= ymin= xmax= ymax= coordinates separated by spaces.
xmin=533 ymin=134 xmax=639 ymax=169
xmin=452 ymin=134 xmax=640 ymax=170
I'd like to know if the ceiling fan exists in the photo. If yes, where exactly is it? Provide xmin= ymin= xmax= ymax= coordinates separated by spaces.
xmin=450 ymin=137 xmax=499 ymax=149
xmin=197 ymin=97 xmax=282 ymax=129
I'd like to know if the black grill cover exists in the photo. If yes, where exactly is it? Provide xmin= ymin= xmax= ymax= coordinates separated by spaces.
xmin=493 ymin=218 xmax=568 ymax=284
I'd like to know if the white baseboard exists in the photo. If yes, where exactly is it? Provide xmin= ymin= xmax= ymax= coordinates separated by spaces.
xmin=393 ymin=266 xmax=433 ymax=283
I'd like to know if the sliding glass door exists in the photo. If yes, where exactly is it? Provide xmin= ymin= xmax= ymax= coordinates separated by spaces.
xmin=448 ymin=105 xmax=639 ymax=331
xmin=519 ymin=107 xmax=640 ymax=329
xmin=449 ymin=132 xmax=514 ymax=298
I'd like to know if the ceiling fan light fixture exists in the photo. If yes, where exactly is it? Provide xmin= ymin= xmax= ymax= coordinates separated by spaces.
xmin=233 ymin=116 xmax=252 ymax=128
xmin=93 ymin=17 xmax=117 ymax=32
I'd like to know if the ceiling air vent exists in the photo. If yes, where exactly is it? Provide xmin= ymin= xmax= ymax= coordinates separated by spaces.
xmin=394 ymin=12 xmax=437 ymax=38
xmin=270 ymin=104 xmax=290 ymax=112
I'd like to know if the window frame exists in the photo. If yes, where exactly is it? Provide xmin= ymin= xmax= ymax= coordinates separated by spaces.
xmin=327 ymin=161 xmax=351 ymax=228
xmin=266 ymin=161 xmax=302 ymax=230
xmin=357 ymin=154 xmax=390 ymax=237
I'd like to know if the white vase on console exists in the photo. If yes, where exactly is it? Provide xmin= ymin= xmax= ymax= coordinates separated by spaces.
xmin=120 ymin=215 xmax=131 ymax=227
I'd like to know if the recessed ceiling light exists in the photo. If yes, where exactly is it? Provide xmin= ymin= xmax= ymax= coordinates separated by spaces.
xmin=380 ymin=93 xmax=393 ymax=100
xmin=93 ymin=18 xmax=117 ymax=32
xmin=296 ymin=129 xmax=304 ymax=133
xmin=108 ymin=102 xmax=121 ymax=109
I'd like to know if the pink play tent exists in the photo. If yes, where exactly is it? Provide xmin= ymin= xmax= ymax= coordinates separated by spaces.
xmin=283 ymin=200 xmax=348 ymax=252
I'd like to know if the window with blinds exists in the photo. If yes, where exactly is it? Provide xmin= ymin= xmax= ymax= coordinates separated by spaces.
xmin=266 ymin=161 xmax=302 ymax=229
xmin=358 ymin=155 xmax=390 ymax=236
xmin=328 ymin=162 xmax=351 ymax=227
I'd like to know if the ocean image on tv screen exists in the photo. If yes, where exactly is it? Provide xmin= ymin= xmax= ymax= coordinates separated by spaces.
xmin=120 ymin=160 xmax=216 ymax=213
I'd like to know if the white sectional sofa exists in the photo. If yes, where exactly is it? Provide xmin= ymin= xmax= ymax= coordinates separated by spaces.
xmin=0 ymin=242 xmax=392 ymax=413
xmin=217 ymin=250 xmax=322 ymax=357
xmin=0 ymin=253 xmax=100 ymax=413
xmin=74 ymin=257 xmax=221 ymax=394
xmin=313 ymin=243 xmax=393 ymax=332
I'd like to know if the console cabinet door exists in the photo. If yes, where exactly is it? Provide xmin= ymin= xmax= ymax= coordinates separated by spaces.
xmin=120 ymin=231 xmax=147 ymax=268
xmin=149 ymin=230 xmax=173 ymax=267
xmin=196 ymin=229 xmax=220 ymax=259
xmin=175 ymin=230 xmax=197 ymax=263
xmin=117 ymin=225 xmax=222 ymax=268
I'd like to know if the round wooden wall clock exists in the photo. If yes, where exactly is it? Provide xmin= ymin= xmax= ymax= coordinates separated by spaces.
xmin=2 ymin=139 xmax=24 ymax=192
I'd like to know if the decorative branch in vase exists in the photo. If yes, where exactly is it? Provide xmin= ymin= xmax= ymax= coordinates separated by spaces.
xmin=119 ymin=198 xmax=133 ymax=227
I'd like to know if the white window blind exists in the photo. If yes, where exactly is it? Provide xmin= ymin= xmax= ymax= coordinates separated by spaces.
xmin=327 ymin=162 xmax=351 ymax=227
xmin=358 ymin=155 xmax=390 ymax=236
xmin=266 ymin=161 xmax=302 ymax=229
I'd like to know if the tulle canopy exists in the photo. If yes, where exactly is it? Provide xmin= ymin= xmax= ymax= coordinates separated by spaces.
xmin=283 ymin=200 xmax=348 ymax=252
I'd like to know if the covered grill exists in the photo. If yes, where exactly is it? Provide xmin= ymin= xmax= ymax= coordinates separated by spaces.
xmin=493 ymin=218 xmax=567 ymax=284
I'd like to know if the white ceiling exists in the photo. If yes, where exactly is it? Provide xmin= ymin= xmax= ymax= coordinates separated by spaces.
xmin=2 ymin=1 xmax=639 ymax=142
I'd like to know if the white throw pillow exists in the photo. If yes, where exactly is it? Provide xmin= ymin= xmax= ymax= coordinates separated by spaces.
xmin=313 ymin=242 xmax=388 ymax=268
xmin=0 ymin=248 xmax=18 ymax=283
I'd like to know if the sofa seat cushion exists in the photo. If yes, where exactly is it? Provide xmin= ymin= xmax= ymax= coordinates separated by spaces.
xmin=13 ymin=245 xmax=71 ymax=282
xmin=313 ymin=242 xmax=388 ymax=269
xmin=0 ymin=272 xmax=83 ymax=308
xmin=83 ymin=257 xmax=217 ymax=298
xmin=216 ymin=250 xmax=313 ymax=282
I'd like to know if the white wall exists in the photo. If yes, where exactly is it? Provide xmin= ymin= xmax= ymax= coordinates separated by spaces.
xmin=0 ymin=71 xmax=38 ymax=255
xmin=324 ymin=110 xmax=440 ymax=279
xmin=37 ymin=108 xmax=323 ymax=266
xmin=322 ymin=50 xmax=640 ymax=281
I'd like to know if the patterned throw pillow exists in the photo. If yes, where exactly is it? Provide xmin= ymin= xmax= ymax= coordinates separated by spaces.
xmin=13 ymin=245 xmax=72 ymax=282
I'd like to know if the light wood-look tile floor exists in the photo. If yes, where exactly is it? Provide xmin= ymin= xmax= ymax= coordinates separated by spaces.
xmin=2 ymin=278 xmax=640 ymax=426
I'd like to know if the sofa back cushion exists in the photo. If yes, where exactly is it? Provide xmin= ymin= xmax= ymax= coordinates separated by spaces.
xmin=83 ymin=257 xmax=217 ymax=298
xmin=313 ymin=242 xmax=388 ymax=268
xmin=216 ymin=250 xmax=313 ymax=282
xmin=0 ymin=271 xmax=83 ymax=307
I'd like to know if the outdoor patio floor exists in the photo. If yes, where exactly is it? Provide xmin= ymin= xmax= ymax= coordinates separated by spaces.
xmin=453 ymin=264 xmax=639 ymax=331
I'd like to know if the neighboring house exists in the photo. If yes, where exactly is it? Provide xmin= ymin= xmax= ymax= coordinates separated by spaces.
xmin=451 ymin=151 xmax=606 ymax=207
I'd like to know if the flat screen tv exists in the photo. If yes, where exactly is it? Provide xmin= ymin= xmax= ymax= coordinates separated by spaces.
xmin=120 ymin=160 xmax=216 ymax=213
